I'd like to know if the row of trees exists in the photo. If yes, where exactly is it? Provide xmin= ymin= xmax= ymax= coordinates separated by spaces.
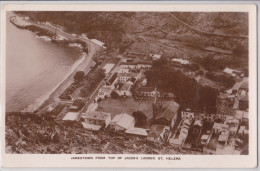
xmin=145 ymin=59 xmax=218 ymax=112
xmin=80 ymin=68 xmax=106 ymax=97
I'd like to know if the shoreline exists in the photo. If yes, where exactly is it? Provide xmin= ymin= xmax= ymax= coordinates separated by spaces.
xmin=9 ymin=15 xmax=99 ymax=113
xmin=22 ymin=52 xmax=87 ymax=113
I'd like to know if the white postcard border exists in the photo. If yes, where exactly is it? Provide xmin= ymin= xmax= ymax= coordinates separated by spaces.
xmin=1 ymin=3 xmax=257 ymax=168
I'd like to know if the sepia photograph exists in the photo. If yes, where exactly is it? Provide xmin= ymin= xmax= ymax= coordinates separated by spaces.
xmin=1 ymin=3 xmax=257 ymax=168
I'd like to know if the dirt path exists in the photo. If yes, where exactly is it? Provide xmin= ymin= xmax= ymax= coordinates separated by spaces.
xmin=167 ymin=13 xmax=248 ymax=39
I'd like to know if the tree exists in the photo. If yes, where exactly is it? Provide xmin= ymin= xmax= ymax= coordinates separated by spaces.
xmin=74 ymin=71 xmax=85 ymax=81
xmin=111 ymin=91 xmax=119 ymax=99
xmin=132 ymin=111 xmax=147 ymax=127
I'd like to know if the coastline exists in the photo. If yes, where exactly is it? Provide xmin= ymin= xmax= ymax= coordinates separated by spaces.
xmin=9 ymin=14 xmax=99 ymax=113
xmin=22 ymin=52 xmax=87 ymax=113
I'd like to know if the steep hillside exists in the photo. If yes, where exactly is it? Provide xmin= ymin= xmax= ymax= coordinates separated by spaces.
xmin=15 ymin=11 xmax=249 ymax=69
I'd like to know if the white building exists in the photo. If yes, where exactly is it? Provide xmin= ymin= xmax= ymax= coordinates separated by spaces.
xmin=116 ymin=82 xmax=133 ymax=97
xmin=103 ymin=63 xmax=115 ymax=74
xmin=81 ymin=111 xmax=111 ymax=128
xmin=151 ymin=54 xmax=162 ymax=60
xmin=90 ymin=39 xmax=106 ymax=49
xmin=110 ymin=113 xmax=135 ymax=131
xmin=118 ymin=72 xmax=140 ymax=83
xmin=171 ymin=58 xmax=190 ymax=65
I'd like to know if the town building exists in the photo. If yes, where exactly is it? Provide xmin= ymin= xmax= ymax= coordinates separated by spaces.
xmin=147 ymin=125 xmax=170 ymax=143
xmin=118 ymin=73 xmax=140 ymax=83
xmin=90 ymin=39 xmax=106 ymax=49
xmin=110 ymin=113 xmax=135 ymax=131
xmin=81 ymin=111 xmax=111 ymax=128
xmin=169 ymin=119 xmax=191 ymax=147
xmin=181 ymin=109 xmax=233 ymax=123
xmin=171 ymin=58 xmax=190 ymax=66
xmin=103 ymin=63 xmax=115 ymax=74
xmin=134 ymin=87 xmax=160 ymax=99
xmin=125 ymin=127 xmax=148 ymax=137
xmin=103 ymin=73 xmax=118 ymax=90
xmin=151 ymin=54 xmax=162 ymax=60
xmin=153 ymin=101 xmax=179 ymax=128
xmin=115 ymin=82 xmax=133 ymax=97
xmin=119 ymin=62 xmax=152 ymax=70
xmin=86 ymin=103 xmax=98 ymax=113
xmin=97 ymin=87 xmax=113 ymax=100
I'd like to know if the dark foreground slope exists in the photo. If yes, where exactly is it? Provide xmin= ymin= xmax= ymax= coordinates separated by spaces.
xmin=5 ymin=112 xmax=197 ymax=154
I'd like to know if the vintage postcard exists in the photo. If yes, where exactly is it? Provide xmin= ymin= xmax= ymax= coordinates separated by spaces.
xmin=1 ymin=3 xmax=257 ymax=168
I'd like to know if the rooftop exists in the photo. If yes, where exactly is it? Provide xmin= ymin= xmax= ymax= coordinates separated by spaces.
xmin=103 ymin=63 xmax=115 ymax=74
xmin=118 ymin=72 xmax=139 ymax=78
xmin=125 ymin=127 xmax=148 ymax=136
xmin=81 ymin=122 xmax=102 ymax=131
xmin=81 ymin=111 xmax=111 ymax=121
xmin=90 ymin=39 xmax=105 ymax=47
xmin=120 ymin=83 xmax=132 ymax=91
xmin=156 ymin=101 xmax=180 ymax=121
xmin=106 ymin=73 xmax=118 ymax=85
xmin=171 ymin=58 xmax=190 ymax=65
xmin=148 ymin=125 xmax=168 ymax=139
xmin=111 ymin=113 xmax=135 ymax=129
xmin=136 ymin=87 xmax=155 ymax=92
xmin=62 ymin=112 xmax=79 ymax=121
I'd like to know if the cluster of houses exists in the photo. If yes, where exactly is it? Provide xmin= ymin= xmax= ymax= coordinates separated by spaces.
xmin=223 ymin=67 xmax=245 ymax=78
xmin=55 ymin=48 xmax=248 ymax=154
xmin=96 ymin=61 xmax=152 ymax=101
xmin=81 ymin=89 xmax=181 ymax=144
xmin=166 ymin=77 xmax=249 ymax=154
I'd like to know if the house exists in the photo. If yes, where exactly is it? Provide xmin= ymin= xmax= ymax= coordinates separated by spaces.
xmin=125 ymin=127 xmax=148 ymax=137
xmin=110 ymin=113 xmax=135 ymax=131
xmin=141 ymin=78 xmax=147 ymax=86
xmin=242 ymin=111 xmax=248 ymax=125
xmin=135 ymin=87 xmax=160 ymax=99
xmin=239 ymin=95 xmax=248 ymax=111
xmin=224 ymin=118 xmax=240 ymax=136
xmin=147 ymin=125 xmax=170 ymax=143
xmin=118 ymin=73 xmax=140 ymax=83
xmin=169 ymin=119 xmax=191 ymax=147
xmin=90 ymin=39 xmax=106 ymax=49
xmin=218 ymin=130 xmax=230 ymax=145
xmin=181 ymin=109 xmax=194 ymax=120
xmin=151 ymin=54 xmax=162 ymax=60
xmin=81 ymin=111 xmax=111 ymax=128
xmin=63 ymin=112 xmax=79 ymax=121
xmin=136 ymin=62 xmax=152 ymax=69
xmin=223 ymin=68 xmax=236 ymax=77
xmin=212 ymin=123 xmax=229 ymax=134
xmin=154 ymin=101 xmax=179 ymax=128
xmin=122 ymin=58 xmax=134 ymax=63
xmin=116 ymin=82 xmax=132 ymax=96
xmin=171 ymin=58 xmax=190 ymax=66
xmin=201 ymin=134 xmax=211 ymax=146
xmin=119 ymin=62 xmax=152 ymax=70
xmin=216 ymin=92 xmax=236 ymax=114
xmin=181 ymin=108 xmax=235 ymax=123
xmin=118 ymin=68 xmax=130 ymax=74
xmin=104 ymin=73 xmax=118 ymax=89
xmin=238 ymin=126 xmax=248 ymax=136
xmin=126 ymin=51 xmax=147 ymax=58
xmin=97 ymin=87 xmax=113 ymax=99
xmin=103 ymin=63 xmax=115 ymax=74
xmin=69 ymin=99 xmax=85 ymax=112
xmin=86 ymin=103 xmax=98 ymax=113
